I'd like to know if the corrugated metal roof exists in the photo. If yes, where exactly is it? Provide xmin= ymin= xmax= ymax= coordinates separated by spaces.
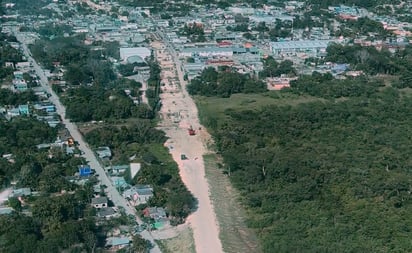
xmin=271 ymin=40 xmax=332 ymax=50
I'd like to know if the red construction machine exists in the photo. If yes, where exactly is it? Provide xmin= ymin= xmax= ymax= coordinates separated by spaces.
xmin=188 ymin=125 xmax=196 ymax=136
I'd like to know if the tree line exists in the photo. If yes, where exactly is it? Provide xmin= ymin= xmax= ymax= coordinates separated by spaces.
xmin=187 ymin=67 xmax=266 ymax=97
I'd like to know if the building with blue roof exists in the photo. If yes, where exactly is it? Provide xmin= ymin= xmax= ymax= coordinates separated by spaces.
xmin=18 ymin=105 xmax=29 ymax=115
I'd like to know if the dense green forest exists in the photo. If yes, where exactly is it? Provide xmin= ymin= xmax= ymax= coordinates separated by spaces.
xmin=198 ymin=85 xmax=412 ymax=252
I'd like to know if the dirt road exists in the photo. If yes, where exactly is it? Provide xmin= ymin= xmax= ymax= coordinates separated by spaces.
xmin=153 ymin=41 xmax=223 ymax=253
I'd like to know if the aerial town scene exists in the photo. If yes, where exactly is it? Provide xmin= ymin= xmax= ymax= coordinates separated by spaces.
xmin=1 ymin=0 xmax=412 ymax=252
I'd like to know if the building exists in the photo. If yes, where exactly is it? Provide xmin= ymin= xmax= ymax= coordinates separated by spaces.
xmin=78 ymin=165 xmax=92 ymax=177
xmin=97 ymin=207 xmax=118 ymax=219
xmin=13 ymin=79 xmax=28 ymax=92
xmin=270 ymin=40 xmax=333 ymax=57
xmin=18 ymin=105 xmax=29 ymax=115
xmin=123 ymin=185 xmax=153 ymax=205
xmin=8 ymin=188 xmax=31 ymax=198
xmin=105 ymin=237 xmax=130 ymax=250
xmin=107 ymin=164 xmax=129 ymax=176
xmin=143 ymin=207 xmax=167 ymax=220
xmin=120 ymin=47 xmax=151 ymax=62
xmin=96 ymin=146 xmax=112 ymax=159
xmin=179 ymin=47 xmax=233 ymax=58
xmin=91 ymin=196 xmax=108 ymax=209
xmin=34 ymin=103 xmax=56 ymax=113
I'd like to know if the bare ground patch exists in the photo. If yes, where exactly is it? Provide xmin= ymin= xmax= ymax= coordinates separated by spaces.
xmin=204 ymin=154 xmax=262 ymax=253
xmin=156 ymin=226 xmax=196 ymax=253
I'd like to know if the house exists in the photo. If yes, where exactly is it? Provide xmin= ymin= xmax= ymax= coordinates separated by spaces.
xmin=7 ymin=108 xmax=20 ymax=118
xmin=78 ymin=165 xmax=92 ymax=177
xmin=18 ymin=105 xmax=29 ymax=115
xmin=96 ymin=146 xmax=112 ymax=159
xmin=91 ymin=196 xmax=108 ymax=209
xmin=15 ymin=62 xmax=31 ymax=69
xmin=108 ymin=164 xmax=129 ymax=175
xmin=143 ymin=207 xmax=167 ymax=220
xmin=105 ymin=237 xmax=130 ymax=250
xmin=143 ymin=207 xmax=169 ymax=228
xmin=13 ymin=71 xmax=24 ymax=79
xmin=12 ymin=79 xmax=28 ymax=92
xmin=123 ymin=185 xmax=153 ymax=205
xmin=97 ymin=207 xmax=118 ymax=219
xmin=9 ymin=188 xmax=31 ymax=198
xmin=5 ymin=62 xmax=14 ymax=68
xmin=111 ymin=176 xmax=128 ymax=190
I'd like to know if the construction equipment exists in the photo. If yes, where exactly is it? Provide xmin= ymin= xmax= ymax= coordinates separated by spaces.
xmin=188 ymin=125 xmax=196 ymax=136
xmin=181 ymin=154 xmax=188 ymax=160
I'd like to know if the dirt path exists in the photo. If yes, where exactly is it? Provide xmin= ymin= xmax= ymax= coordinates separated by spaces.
xmin=152 ymin=41 xmax=223 ymax=253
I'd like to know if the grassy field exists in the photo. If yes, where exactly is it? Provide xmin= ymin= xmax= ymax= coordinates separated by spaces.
xmin=157 ymin=227 xmax=196 ymax=253
xmin=204 ymin=153 xmax=262 ymax=253
xmin=195 ymin=91 xmax=323 ymax=126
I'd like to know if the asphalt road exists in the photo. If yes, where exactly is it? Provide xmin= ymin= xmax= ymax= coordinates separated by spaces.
xmin=13 ymin=29 xmax=161 ymax=253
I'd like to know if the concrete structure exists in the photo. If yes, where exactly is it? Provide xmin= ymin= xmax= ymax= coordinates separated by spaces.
xmin=91 ymin=196 xmax=108 ymax=209
xmin=18 ymin=105 xmax=29 ymax=115
xmin=180 ymin=47 xmax=233 ymax=58
xmin=105 ymin=237 xmax=130 ymax=250
xmin=123 ymin=185 xmax=153 ymax=205
xmin=120 ymin=47 xmax=151 ymax=62
xmin=8 ymin=188 xmax=31 ymax=198
xmin=96 ymin=146 xmax=112 ymax=159
xmin=270 ymin=40 xmax=333 ymax=57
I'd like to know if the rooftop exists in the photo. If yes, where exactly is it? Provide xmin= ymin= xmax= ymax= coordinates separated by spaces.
xmin=91 ymin=196 xmax=108 ymax=205
xmin=270 ymin=40 xmax=333 ymax=50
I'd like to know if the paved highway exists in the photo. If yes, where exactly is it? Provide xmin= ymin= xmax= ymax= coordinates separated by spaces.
xmin=13 ymin=29 xmax=161 ymax=253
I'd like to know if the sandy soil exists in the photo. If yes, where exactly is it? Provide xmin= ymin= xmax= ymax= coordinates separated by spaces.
xmin=152 ymin=41 xmax=223 ymax=253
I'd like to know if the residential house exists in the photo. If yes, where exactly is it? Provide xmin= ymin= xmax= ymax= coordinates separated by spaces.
xmin=18 ymin=105 xmax=29 ymax=115
xmin=143 ymin=207 xmax=169 ymax=229
xmin=78 ymin=165 xmax=92 ymax=177
xmin=111 ymin=176 xmax=128 ymax=190
xmin=97 ymin=207 xmax=118 ymax=219
xmin=12 ymin=79 xmax=28 ymax=92
xmin=91 ymin=196 xmax=108 ymax=209
xmin=143 ymin=207 xmax=167 ymax=220
xmin=96 ymin=146 xmax=112 ymax=159
xmin=5 ymin=62 xmax=14 ymax=68
xmin=108 ymin=165 xmax=129 ymax=176
xmin=13 ymin=71 xmax=24 ymax=79
xmin=123 ymin=185 xmax=153 ymax=205
xmin=15 ymin=62 xmax=31 ymax=69
xmin=9 ymin=188 xmax=31 ymax=198
xmin=105 ymin=237 xmax=130 ymax=250
xmin=6 ymin=108 xmax=20 ymax=118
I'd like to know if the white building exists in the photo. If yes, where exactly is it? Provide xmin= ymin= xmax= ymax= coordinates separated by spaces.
xmin=119 ymin=47 xmax=151 ymax=62
xmin=270 ymin=40 xmax=333 ymax=57
xmin=179 ymin=47 xmax=233 ymax=58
